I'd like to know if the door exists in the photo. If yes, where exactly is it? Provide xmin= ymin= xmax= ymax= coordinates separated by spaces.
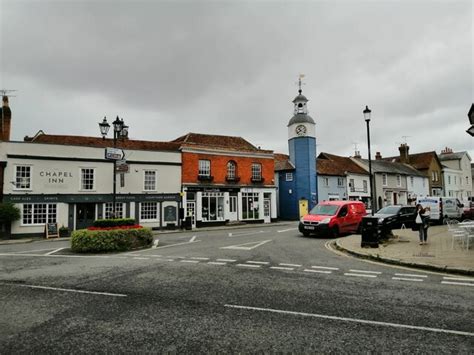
xmin=76 ymin=203 xmax=96 ymax=230
xmin=186 ymin=202 xmax=196 ymax=228
xmin=299 ymin=199 xmax=308 ymax=218
xmin=228 ymin=195 xmax=238 ymax=221
xmin=263 ymin=198 xmax=271 ymax=223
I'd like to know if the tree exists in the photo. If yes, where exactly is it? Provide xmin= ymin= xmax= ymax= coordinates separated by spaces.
xmin=0 ymin=203 xmax=21 ymax=238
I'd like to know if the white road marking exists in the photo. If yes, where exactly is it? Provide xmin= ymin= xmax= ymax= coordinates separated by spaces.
xmin=443 ymin=276 xmax=474 ymax=282
xmin=155 ymin=240 xmax=201 ymax=249
xmin=392 ymin=277 xmax=424 ymax=282
xmin=0 ymin=283 xmax=127 ymax=297
xmin=441 ymin=281 xmax=474 ymax=287
xmin=349 ymin=269 xmax=382 ymax=275
xmin=180 ymin=260 xmax=200 ymax=263
xmin=311 ymin=266 xmax=339 ymax=271
xmin=217 ymin=259 xmax=236 ymax=263
xmin=304 ymin=269 xmax=332 ymax=274
xmin=189 ymin=236 xmax=196 ymax=242
xmin=279 ymin=263 xmax=302 ymax=267
xmin=277 ymin=228 xmax=297 ymax=233
xmin=344 ymin=273 xmax=377 ymax=278
xmin=152 ymin=239 xmax=159 ymax=248
xmin=228 ymin=231 xmax=265 ymax=238
xmin=224 ymin=304 xmax=474 ymax=337
xmin=0 ymin=253 xmax=127 ymax=259
xmin=45 ymin=248 xmax=66 ymax=256
xmin=221 ymin=239 xmax=272 ymax=250
xmin=190 ymin=257 xmax=210 ymax=260
xmin=394 ymin=273 xmax=428 ymax=278
xmin=208 ymin=262 xmax=227 ymax=265
xmin=270 ymin=266 xmax=294 ymax=271
xmin=12 ymin=248 xmax=60 ymax=254
xmin=133 ymin=257 xmax=149 ymax=260
xmin=246 ymin=261 xmax=270 ymax=265
xmin=236 ymin=264 xmax=261 ymax=268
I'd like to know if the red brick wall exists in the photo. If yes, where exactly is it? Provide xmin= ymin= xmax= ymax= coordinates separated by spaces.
xmin=182 ymin=152 xmax=275 ymax=185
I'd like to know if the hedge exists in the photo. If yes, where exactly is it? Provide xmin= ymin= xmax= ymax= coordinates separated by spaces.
xmin=92 ymin=218 xmax=136 ymax=228
xmin=71 ymin=228 xmax=153 ymax=253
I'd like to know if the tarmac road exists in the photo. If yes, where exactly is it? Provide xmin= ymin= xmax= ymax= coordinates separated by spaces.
xmin=0 ymin=224 xmax=473 ymax=353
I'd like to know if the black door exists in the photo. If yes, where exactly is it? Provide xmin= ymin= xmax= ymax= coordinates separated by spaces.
xmin=76 ymin=203 xmax=96 ymax=230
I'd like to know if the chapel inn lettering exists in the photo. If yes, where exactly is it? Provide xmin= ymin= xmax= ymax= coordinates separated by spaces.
xmin=39 ymin=171 xmax=73 ymax=184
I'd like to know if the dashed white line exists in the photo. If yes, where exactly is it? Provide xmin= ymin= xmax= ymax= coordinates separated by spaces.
xmin=394 ymin=273 xmax=428 ymax=278
xmin=237 ymin=264 xmax=261 ymax=268
xmin=312 ymin=266 xmax=339 ymax=271
xmin=270 ymin=266 xmax=294 ymax=271
xmin=279 ymin=263 xmax=302 ymax=268
xmin=0 ymin=283 xmax=127 ymax=297
xmin=189 ymin=236 xmax=197 ymax=242
xmin=443 ymin=276 xmax=474 ymax=282
xmin=304 ymin=269 xmax=332 ymax=274
xmin=344 ymin=273 xmax=377 ymax=278
xmin=180 ymin=260 xmax=200 ymax=263
xmin=208 ymin=262 xmax=227 ymax=265
xmin=190 ymin=257 xmax=210 ymax=260
xmin=246 ymin=261 xmax=270 ymax=265
xmin=277 ymin=228 xmax=297 ymax=233
xmin=349 ymin=269 xmax=381 ymax=275
xmin=392 ymin=277 xmax=424 ymax=282
xmin=133 ymin=257 xmax=149 ymax=260
xmin=441 ymin=281 xmax=474 ymax=287
xmin=217 ymin=259 xmax=236 ymax=263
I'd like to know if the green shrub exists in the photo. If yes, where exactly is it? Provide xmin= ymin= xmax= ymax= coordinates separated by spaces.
xmin=0 ymin=203 xmax=21 ymax=224
xmin=92 ymin=218 xmax=136 ymax=228
xmin=71 ymin=228 xmax=153 ymax=253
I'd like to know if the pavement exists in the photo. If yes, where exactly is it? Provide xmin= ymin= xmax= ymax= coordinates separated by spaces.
xmin=336 ymin=224 xmax=474 ymax=276
xmin=2 ymin=221 xmax=473 ymax=276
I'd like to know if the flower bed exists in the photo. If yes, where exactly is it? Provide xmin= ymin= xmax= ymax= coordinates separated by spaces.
xmin=87 ymin=224 xmax=143 ymax=231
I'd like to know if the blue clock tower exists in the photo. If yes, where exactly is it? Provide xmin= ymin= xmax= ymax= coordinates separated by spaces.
xmin=286 ymin=78 xmax=318 ymax=217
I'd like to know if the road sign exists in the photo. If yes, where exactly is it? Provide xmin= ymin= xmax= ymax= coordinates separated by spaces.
xmin=115 ymin=159 xmax=129 ymax=173
xmin=105 ymin=147 xmax=125 ymax=160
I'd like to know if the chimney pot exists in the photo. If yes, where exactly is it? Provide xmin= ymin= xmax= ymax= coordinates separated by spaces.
xmin=375 ymin=152 xmax=382 ymax=160
xmin=399 ymin=143 xmax=410 ymax=164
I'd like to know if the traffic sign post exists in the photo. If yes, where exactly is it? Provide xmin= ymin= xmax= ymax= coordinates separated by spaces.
xmin=105 ymin=147 xmax=125 ymax=160
xmin=115 ymin=159 xmax=129 ymax=173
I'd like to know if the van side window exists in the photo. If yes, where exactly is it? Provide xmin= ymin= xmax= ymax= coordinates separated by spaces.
xmin=339 ymin=206 xmax=348 ymax=217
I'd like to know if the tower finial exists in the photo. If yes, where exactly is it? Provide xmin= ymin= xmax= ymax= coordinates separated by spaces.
xmin=298 ymin=74 xmax=305 ymax=94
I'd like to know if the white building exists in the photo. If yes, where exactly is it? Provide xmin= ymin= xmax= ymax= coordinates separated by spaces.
xmin=439 ymin=148 xmax=472 ymax=200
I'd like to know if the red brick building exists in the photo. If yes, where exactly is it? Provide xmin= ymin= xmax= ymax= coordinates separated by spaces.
xmin=173 ymin=133 xmax=277 ymax=227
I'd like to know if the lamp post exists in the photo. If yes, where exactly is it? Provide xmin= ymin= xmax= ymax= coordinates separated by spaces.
xmin=99 ymin=116 xmax=128 ymax=218
xmin=364 ymin=105 xmax=375 ymax=215
xmin=466 ymin=103 xmax=474 ymax=137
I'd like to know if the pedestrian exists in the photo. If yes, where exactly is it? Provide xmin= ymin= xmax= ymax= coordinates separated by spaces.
xmin=422 ymin=206 xmax=431 ymax=244
xmin=415 ymin=204 xmax=425 ymax=245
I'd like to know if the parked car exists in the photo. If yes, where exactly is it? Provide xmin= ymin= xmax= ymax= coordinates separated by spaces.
xmin=462 ymin=201 xmax=474 ymax=220
xmin=373 ymin=205 xmax=417 ymax=237
xmin=299 ymin=200 xmax=367 ymax=237
xmin=416 ymin=196 xmax=464 ymax=223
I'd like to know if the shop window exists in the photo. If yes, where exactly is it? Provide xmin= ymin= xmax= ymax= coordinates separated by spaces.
xmin=242 ymin=192 xmax=260 ymax=220
xmin=144 ymin=170 xmax=157 ymax=191
xmin=15 ymin=165 xmax=31 ymax=189
xmin=22 ymin=203 xmax=57 ymax=225
xmin=81 ymin=168 xmax=95 ymax=190
xmin=201 ymin=192 xmax=224 ymax=221
xmin=140 ymin=202 xmax=158 ymax=221
xmin=104 ymin=203 xmax=125 ymax=219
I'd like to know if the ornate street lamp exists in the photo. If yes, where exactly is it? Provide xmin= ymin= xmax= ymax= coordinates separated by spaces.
xmin=99 ymin=115 xmax=128 ymax=218
xmin=466 ymin=104 xmax=474 ymax=137
xmin=364 ymin=105 xmax=375 ymax=215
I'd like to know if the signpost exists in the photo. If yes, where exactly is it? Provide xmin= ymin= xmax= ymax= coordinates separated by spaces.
xmin=115 ymin=159 xmax=129 ymax=173
xmin=105 ymin=147 xmax=125 ymax=160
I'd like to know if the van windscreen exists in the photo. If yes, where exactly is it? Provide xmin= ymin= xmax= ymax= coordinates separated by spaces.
xmin=310 ymin=205 xmax=339 ymax=216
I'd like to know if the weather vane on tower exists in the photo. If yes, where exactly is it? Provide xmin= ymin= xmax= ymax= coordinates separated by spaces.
xmin=297 ymin=74 xmax=305 ymax=94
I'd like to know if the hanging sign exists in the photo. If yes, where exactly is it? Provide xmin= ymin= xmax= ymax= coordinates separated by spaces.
xmin=105 ymin=147 xmax=125 ymax=160
xmin=115 ymin=160 xmax=129 ymax=173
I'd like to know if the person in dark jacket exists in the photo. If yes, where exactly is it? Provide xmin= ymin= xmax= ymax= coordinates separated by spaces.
xmin=415 ymin=204 xmax=425 ymax=245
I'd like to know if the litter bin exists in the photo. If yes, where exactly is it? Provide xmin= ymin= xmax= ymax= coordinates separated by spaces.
xmin=184 ymin=216 xmax=192 ymax=230
xmin=360 ymin=216 xmax=379 ymax=248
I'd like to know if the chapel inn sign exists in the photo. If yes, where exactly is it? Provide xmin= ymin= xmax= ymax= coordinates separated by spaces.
xmin=39 ymin=170 xmax=73 ymax=184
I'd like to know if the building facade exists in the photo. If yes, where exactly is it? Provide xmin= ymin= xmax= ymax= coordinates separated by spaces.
xmin=439 ymin=147 xmax=472 ymax=200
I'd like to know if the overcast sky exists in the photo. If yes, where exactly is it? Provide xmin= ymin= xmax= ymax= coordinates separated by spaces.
xmin=1 ymin=0 xmax=473 ymax=160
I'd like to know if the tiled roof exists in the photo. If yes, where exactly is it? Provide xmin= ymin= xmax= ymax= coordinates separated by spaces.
xmin=317 ymin=152 xmax=368 ymax=175
xmin=439 ymin=151 xmax=469 ymax=161
xmin=172 ymin=132 xmax=272 ymax=153
xmin=25 ymin=132 xmax=181 ymax=152
xmin=274 ymin=153 xmax=295 ymax=171
xmin=384 ymin=151 xmax=439 ymax=170
xmin=355 ymin=158 xmax=426 ymax=176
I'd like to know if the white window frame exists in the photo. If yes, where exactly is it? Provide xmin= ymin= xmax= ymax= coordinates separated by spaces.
xmin=140 ymin=202 xmax=159 ymax=221
xmin=349 ymin=179 xmax=355 ymax=192
xmin=227 ymin=161 xmax=236 ymax=179
xmin=251 ymin=163 xmax=262 ymax=181
xmin=285 ymin=172 xmax=293 ymax=181
xmin=14 ymin=165 xmax=32 ymax=190
xmin=382 ymin=174 xmax=388 ymax=187
xmin=198 ymin=160 xmax=211 ymax=177
xmin=22 ymin=203 xmax=57 ymax=226
xmin=80 ymin=168 xmax=95 ymax=191
xmin=363 ymin=180 xmax=368 ymax=193
xmin=104 ymin=202 xmax=125 ymax=219
xmin=143 ymin=170 xmax=157 ymax=191
xmin=323 ymin=177 xmax=329 ymax=187
xmin=396 ymin=175 xmax=401 ymax=187
xmin=338 ymin=177 xmax=344 ymax=187
xmin=410 ymin=176 xmax=414 ymax=187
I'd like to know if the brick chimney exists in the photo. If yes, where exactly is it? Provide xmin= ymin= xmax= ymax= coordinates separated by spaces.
xmin=375 ymin=152 xmax=382 ymax=160
xmin=354 ymin=150 xmax=362 ymax=159
xmin=399 ymin=143 xmax=409 ymax=164
xmin=0 ymin=96 xmax=12 ymax=141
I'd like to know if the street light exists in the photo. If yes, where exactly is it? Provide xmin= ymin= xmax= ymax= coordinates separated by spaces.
xmin=99 ymin=115 xmax=128 ymax=218
xmin=364 ymin=105 xmax=375 ymax=215
xmin=466 ymin=103 xmax=474 ymax=137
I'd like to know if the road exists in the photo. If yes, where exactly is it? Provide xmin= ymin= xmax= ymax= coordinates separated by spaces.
xmin=0 ymin=223 xmax=473 ymax=353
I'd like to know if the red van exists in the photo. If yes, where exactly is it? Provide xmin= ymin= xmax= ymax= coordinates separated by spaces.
xmin=298 ymin=200 xmax=367 ymax=237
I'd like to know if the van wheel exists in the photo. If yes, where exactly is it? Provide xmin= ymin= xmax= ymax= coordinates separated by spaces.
xmin=331 ymin=226 xmax=339 ymax=238
xmin=442 ymin=216 xmax=449 ymax=225
xmin=302 ymin=232 xmax=310 ymax=237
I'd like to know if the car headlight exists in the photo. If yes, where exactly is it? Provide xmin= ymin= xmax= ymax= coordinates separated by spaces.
xmin=320 ymin=218 xmax=331 ymax=224
xmin=378 ymin=218 xmax=385 ymax=223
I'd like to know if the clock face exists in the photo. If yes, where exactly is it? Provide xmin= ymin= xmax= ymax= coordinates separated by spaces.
xmin=295 ymin=125 xmax=307 ymax=136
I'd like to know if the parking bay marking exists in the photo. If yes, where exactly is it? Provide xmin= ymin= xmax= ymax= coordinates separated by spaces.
xmin=220 ymin=240 xmax=272 ymax=250
xmin=224 ymin=304 xmax=474 ymax=337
